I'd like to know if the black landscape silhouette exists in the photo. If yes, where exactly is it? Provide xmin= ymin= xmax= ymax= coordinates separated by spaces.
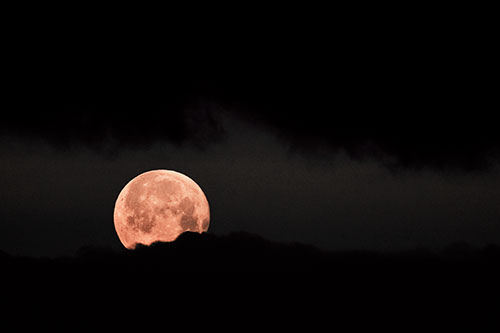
xmin=2 ymin=231 xmax=499 ymax=328
xmin=3 ymin=231 xmax=500 ymax=274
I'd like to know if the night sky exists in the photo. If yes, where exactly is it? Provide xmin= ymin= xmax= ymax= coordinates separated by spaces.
xmin=1 ymin=18 xmax=498 ymax=258
xmin=3 ymin=11 xmax=500 ymax=330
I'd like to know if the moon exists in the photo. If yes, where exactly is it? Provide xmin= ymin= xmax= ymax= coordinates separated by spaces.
xmin=113 ymin=170 xmax=210 ymax=249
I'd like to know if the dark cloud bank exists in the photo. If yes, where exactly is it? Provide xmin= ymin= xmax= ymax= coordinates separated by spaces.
xmin=2 ymin=30 xmax=498 ymax=171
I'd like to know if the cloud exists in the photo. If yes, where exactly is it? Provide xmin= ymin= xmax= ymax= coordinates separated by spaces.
xmin=1 ymin=101 xmax=225 ymax=152
xmin=2 ymin=41 xmax=497 ymax=170
xmin=233 ymin=108 xmax=500 ymax=171
xmin=214 ymin=67 xmax=499 ymax=171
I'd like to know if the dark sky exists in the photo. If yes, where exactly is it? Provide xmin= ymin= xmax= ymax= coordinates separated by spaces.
xmin=1 ymin=18 xmax=498 ymax=257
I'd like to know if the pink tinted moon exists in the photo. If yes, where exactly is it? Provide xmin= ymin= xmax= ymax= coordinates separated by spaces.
xmin=113 ymin=170 xmax=210 ymax=249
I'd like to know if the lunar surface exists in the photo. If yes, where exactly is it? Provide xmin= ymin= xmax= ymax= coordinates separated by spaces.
xmin=113 ymin=170 xmax=210 ymax=249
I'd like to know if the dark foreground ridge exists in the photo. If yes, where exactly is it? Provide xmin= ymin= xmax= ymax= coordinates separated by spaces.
xmin=2 ymin=232 xmax=499 ymax=326
xmin=2 ymin=231 xmax=500 ymax=273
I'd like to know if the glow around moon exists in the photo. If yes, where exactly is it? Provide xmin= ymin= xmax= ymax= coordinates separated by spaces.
xmin=113 ymin=170 xmax=210 ymax=249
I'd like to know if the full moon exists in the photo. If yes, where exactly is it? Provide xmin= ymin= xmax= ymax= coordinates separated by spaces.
xmin=113 ymin=170 xmax=210 ymax=249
